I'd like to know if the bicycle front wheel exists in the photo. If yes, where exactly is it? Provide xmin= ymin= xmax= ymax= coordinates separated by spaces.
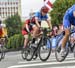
xmin=73 ymin=44 xmax=75 ymax=58
xmin=0 ymin=46 xmax=5 ymax=61
xmin=39 ymin=37 xmax=52 ymax=61
xmin=55 ymin=36 xmax=69 ymax=62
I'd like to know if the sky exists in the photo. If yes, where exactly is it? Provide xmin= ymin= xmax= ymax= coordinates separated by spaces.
xmin=21 ymin=0 xmax=55 ymax=18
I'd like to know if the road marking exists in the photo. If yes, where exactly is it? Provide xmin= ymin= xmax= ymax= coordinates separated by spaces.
xmin=18 ymin=55 xmax=74 ymax=64
xmin=18 ymin=57 xmax=74 ymax=64
xmin=18 ymin=59 xmax=56 ymax=64
xmin=47 ymin=66 xmax=75 ymax=68
xmin=8 ymin=60 xmax=75 ymax=68
xmin=18 ymin=60 xmax=41 ymax=64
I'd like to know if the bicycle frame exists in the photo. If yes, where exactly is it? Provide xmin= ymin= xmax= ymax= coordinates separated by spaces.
xmin=29 ymin=28 xmax=52 ymax=61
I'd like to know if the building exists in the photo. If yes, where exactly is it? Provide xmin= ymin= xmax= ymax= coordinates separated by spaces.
xmin=0 ymin=0 xmax=21 ymax=20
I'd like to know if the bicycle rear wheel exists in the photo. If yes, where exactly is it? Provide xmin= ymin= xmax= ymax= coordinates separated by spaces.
xmin=39 ymin=37 xmax=52 ymax=61
xmin=0 ymin=47 xmax=2 ymax=61
xmin=1 ymin=46 xmax=5 ymax=59
xmin=25 ymin=46 xmax=34 ymax=61
xmin=21 ymin=45 xmax=33 ymax=61
xmin=0 ymin=46 xmax=5 ymax=61
xmin=21 ymin=48 xmax=27 ymax=60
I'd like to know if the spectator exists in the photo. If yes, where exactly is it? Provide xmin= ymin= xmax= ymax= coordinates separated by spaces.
xmin=58 ymin=23 xmax=64 ymax=34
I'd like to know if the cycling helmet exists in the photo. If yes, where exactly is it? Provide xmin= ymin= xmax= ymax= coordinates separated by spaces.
xmin=41 ymin=6 xmax=49 ymax=13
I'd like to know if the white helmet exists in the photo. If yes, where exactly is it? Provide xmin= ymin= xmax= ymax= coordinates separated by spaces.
xmin=1 ymin=23 xmax=6 ymax=27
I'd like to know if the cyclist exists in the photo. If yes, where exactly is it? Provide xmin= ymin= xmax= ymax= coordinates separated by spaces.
xmin=61 ymin=4 xmax=75 ymax=56
xmin=22 ymin=13 xmax=36 ymax=48
xmin=0 ymin=17 xmax=7 ymax=38
xmin=32 ymin=6 xmax=52 ymax=44
xmin=52 ymin=25 xmax=59 ymax=37
xmin=0 ymin=17 xmax=7 ymax=47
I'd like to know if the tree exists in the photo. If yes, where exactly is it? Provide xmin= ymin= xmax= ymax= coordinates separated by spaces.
xmin=4 ymin=14 xmax=22 ymax=37
xmin=50 ymin=0 xmax=75 ymax=25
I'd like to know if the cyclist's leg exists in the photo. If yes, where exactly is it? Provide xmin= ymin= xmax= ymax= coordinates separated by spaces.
xmin=61 ymin=19 xmax=70 ymax=56
xmin=22 ymin=30 xmax=29 ymax=48
xmin=31 ymin=24 xmax=39 ymax=43
xmin=23 ymin=35 xmax=29 ymax=48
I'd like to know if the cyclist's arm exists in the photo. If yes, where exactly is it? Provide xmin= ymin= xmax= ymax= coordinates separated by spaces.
xmin=25 ymin=20 xmax=30 ymax=32
xmin=25 ymin=24 xmax=30 ymax=32
xmin=35 ymin=17 xmax=41 ymax=28
xmin=46 ymin=19 xmax=52 ymax=29
xmin=46 ymin=14 xmax=52 ymax=29
xmin=22 ymin=20 xmax=30 ymax=32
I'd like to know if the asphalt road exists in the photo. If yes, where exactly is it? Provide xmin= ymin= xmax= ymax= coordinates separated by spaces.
xmin=0 ymin=51 xmax=75 ymax=68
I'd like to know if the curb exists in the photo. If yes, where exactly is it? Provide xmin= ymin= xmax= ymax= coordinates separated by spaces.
xmin=4 ymin=48 xmax=22 ymax=53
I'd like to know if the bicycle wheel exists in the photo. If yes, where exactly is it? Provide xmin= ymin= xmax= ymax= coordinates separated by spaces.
xmin=33 ymin=52 xmax=38 ymax=60
xmin=0 ymin=46 xmax=5 ymax=61
xmin=39 ymin=37 xmax=52 ymax=61
xmin=73 ymin=44 xmax=75 ymax=58
xmin=1 ymin=46 xmax=5 ymax=59
xmin=25 ymin=46 xmax=34 ymax=61
xmin=0 ymin=46 xmax=2 ymax=61
xmin=21 ymin=48 xmax=27 ymax=60
xmin=21 ymin=45 xmax=33 ymax=61
xmin=55 ymin=36 xmax=69 ymax=62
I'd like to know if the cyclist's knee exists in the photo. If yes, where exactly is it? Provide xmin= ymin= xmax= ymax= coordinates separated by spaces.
xmin=34 ymin=26 xmax=39 ymax=31
xmin=24 ymin=35 xmax=29 ymax=39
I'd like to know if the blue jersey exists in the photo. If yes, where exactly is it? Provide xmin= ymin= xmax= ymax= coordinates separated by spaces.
xmin=63 ymin=5 xmax=75 ymax=28
xmin=34 ymin=11 xmax=48 ymax=22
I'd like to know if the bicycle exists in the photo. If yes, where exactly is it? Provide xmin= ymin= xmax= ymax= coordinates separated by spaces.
xmin=0 ymin=37 xmax=7 ymax=61
xmin=21 ymin=27 xmax=52 ymax=61
xmin=55 ymin=28 xmax=75 ymax=62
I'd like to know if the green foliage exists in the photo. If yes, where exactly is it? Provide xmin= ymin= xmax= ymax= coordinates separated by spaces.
xmin=6 ymin=34 xmax=24 ymax=49
xmin=50 ymin=0 xmax=75 ymax=25
xmin=4 ymin=14 xmax=22 ymax=37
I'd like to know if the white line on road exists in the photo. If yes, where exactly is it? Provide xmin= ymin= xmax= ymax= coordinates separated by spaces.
xmin=18 ymin=59 xmax=56 ymax=64
xmin=47 ymin=66 xmax=75 ymax=68
xmin=18 ymin=60 xmax=41 ymax=64
xmin=18 ymin=57 xmax=74 ymax=64
xmin=8 ymin=60 xmax=75 ymax=68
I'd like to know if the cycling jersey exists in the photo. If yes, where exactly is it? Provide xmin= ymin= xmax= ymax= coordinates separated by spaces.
xmin=0 ymin=24 xmax=7 ymax=37
xmin=0 ymin=28 xmax=3 ymax=36
xmin=63 ymin=5 xmax=75 ymax=29
xmin=34 ymin=11 xmax=48 ymax=22
xmin=22 ymin=19 xmax=34 ymax=35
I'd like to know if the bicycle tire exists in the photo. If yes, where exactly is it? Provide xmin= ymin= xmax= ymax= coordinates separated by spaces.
xmin=39 ymin=37 xmax=52 ymax=61
xmin=73 ymin=44 xmax=75 ymax=58
xmin=33 ymin=52 xmax=38 ymax=60
xmin=0 ymin=46 xmax=5 ymax=61
xmin=0 ymin=48 xmax=2 ymax=61
xmin=25 ymin=47 xmax=33 ymax=61
xmin=21 ymin=49 xmax=26 ymax=60
xmin=2 ymin=46 xmax=5 ymax=59
xmin=55 ymin=35 xmax=69 ymax=62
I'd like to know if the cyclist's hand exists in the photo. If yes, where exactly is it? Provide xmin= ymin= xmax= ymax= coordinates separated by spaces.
xmin=37 ymin=25 xmax=41 ymax=28
xmin=48 ymin=26 xmax=51 ymax=29
xmin=5 ymin=35 xmax=8 ymax=39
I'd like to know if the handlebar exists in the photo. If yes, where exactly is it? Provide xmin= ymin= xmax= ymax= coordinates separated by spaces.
xmin=40 ymin=27 xmax=52 ymax=32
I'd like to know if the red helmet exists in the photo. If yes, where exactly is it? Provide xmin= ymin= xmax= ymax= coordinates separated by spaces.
xmin=41 ymin=6 xmax=49 ymax=13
